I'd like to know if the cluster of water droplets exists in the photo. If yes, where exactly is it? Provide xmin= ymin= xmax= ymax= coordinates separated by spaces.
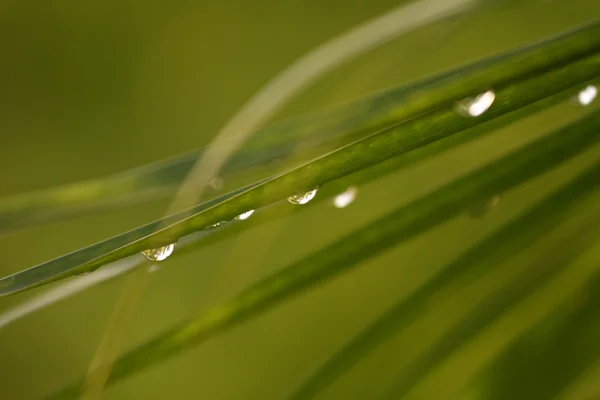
xmin=141 ymin=84 xmax=598 ymax=262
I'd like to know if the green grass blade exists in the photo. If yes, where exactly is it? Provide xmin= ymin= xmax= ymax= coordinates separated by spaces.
xmin=381 ymin=213 xmax=600 ymax=400
xmin=0 ymin=77 xmax=587 ymax=330
xmin=3 ymin=46 xmax=600 ymax=297
xmin=288 ymin=165 xmax=600 ymax=400
xmin=173 ymin=73 xmax=600 ymax=258
xmin=470 ymin=271 xmax=600 ymax=400
xmin=46 ymin=111 xmax=600 ymax=399
xmin=0 ymin=77 xmax=584 ymax=330
xmin=1 ymin=20 xmax=599 ymax=232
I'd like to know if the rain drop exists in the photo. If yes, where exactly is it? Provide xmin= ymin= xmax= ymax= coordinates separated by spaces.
xmin=235 ymin=210 xmax=255 ymax=220
xmin=333 ymin=186 xmax=357 ymax=208
xmin=142 ymin=243 xmax=175 ymax=262
xmin=455 ymin=90 xmax=496 ymax=117
xmin=287 ymin=188 xmax=318 ymax=205
xmin=575 ymin=85 xmax=597 ymax=106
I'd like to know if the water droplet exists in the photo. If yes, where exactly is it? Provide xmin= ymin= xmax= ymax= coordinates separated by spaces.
xmin=333 ymin=186 xmax=357 ymax=208
xmin=141 ymin=243 xmax=175 ymax=262
xmin=455 ymin=90 xmax=496 ymax=117
xmin=467 ymin=195 xmax=500 ymax=218
xmin=287 ymin=188 xmax=318 ymax=205
xmin=235 ymin=210 xmax=255 ymax=220
xmin=575 ymin=85 xmax=597 ymax=106
xmin=204 ymin=221 xmax=227 ymax=230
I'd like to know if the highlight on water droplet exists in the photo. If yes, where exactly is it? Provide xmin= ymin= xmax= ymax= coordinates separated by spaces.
xmin=141 ymin=243 xmax=175 ymax=262
xmin=235 ymin=210 xmax=255 ymax=220
xmin=455 ymin=90 xmax=496 ymax=117
xmin=333 ymin=186 xmax=357 ymax=208
xmin=287 ymin=188 xmax=318 ymax=205
xmin=575 ymin=85 xmax=597 ymax=106
xmin=204 ymin=221 xmax=227 ymax=230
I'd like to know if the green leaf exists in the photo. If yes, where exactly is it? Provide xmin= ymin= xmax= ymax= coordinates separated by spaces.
xmin=46 ymin=110 xmax=600 ymax=399
xmin=288 ymin=162 xmax=600 ymax=400
xmin=382 ymin=198 xmax=600 ymax=399
xmin=172 ymin=80 xmax=599 ymax=258
xmin=471 ymin=271 xmax=600 ymax=400
xmin=3 ymin=40 xmax=600 ymax=297
xmin=1 ymin=20 xmax=600 ymax=232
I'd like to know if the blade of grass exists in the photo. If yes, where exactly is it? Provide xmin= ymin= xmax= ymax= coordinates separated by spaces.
xmin=46 ymin=112 xmax=600 ymax=399
xmin=1 ymin=19 xmax=599 ymax=232
xmin=381 ymin=204 xmax=600 ymax=399
xmin=3 ymin=48 xmax=600 ymax=297
xmin=287 ymin=163 xmax=600 ymax=400
xmin=0 ymin=77 xmax=591 ymax=332
xmin=166 ymin=0 xmax=483 ymax=218
xmin=470 ymin=269 xmax=600 ymax=400
xmin=399 ymin=236 xmax=600 ymax=400
xmin=172 ymin=77 xmax=600 ymax=257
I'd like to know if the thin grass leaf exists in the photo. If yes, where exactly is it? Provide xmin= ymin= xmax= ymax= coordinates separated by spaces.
xmin=0 ymin=78 xmax=591 ymax=329
xmin=0 ymin=74 xmax=585 ymax=329
xmin=288 ymin=162 xmax=600 ymax=400
xmin=45 ymin=110 xmax=600 ymax=399
xmin=395 ymin=236 xmax=600 ymax=400
xmin=473 ymin=271 xmax=600 ymax=400
xmin=173 ymin=76 xmax=600 ymax=257
xmin=1 ymin=20 xmax=599 ymax=232
xmin=3 ymin=45 xmax=600 ymax=298
xmin=381 ymin=205 xmax=600 ymax=399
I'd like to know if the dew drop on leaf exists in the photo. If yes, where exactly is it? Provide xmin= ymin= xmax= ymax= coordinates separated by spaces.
xmin=455 ymin=90 xmax=496 ymax=117
xmin=235 ymin=210 xmax=255 ymax=220
xmin=287 ymin=188 xmax=318 ymax=205
xmin=575 ymin=85 xmax=597 ymax=106
xmin=141 ymin=243 xmax=175 ymax=262
xmin=333 ymin=186 xmax=357 ymax=208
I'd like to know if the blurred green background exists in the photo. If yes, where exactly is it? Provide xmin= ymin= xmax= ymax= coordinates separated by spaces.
xmin=1 ymin=1 xmax=600 ymax=399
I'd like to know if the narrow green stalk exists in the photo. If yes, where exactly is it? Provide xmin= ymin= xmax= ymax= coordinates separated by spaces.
xmin=467 ymin=270 xmax=600 ymax=400
xmin=382 ymin=209 xmax=600 ymax=400
xmin=290 ymin=169 xmax=600 ymax=400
